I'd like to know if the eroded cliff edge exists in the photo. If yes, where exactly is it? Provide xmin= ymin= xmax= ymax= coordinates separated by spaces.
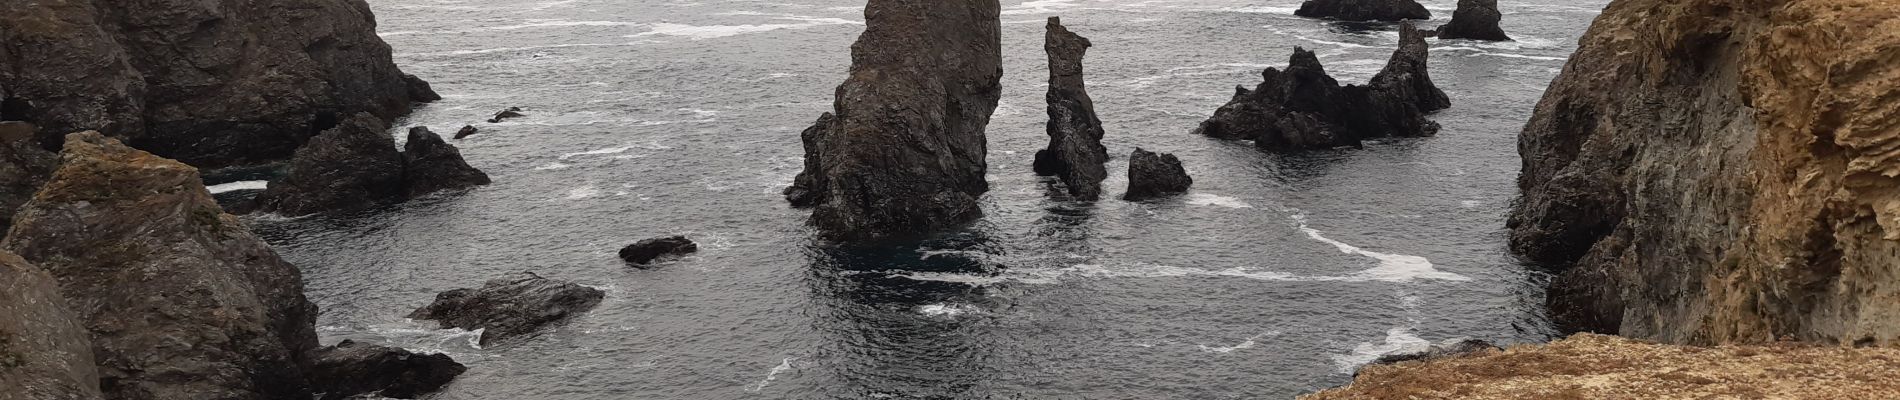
xmin=1508 ymin=0 xmax=1900 ymax=345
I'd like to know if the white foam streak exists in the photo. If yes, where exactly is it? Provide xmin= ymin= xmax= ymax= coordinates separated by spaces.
xmin=207 ymin=180 xmax=269 ymax=194
xmin=746 ymin=358 xmax=797 ymax=392
xmin=1186 ymin=193 xmax=1254 ymax=209
xmin=1198 ymin=331 xmax=1282 ymax=353
xmin=1332 ymin=327 xmax=1431 ymax=373
xmin=1293 ymin=215 xmax=1470 ymax=282
xmin=631 ymin=17 xmax=860 ymax=40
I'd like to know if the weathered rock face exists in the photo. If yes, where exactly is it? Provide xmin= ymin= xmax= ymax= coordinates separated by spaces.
xmin=1032 ymin=17 xmax=1109 ymax=201
xmin=308 ymin=340 xmax=466 ymax=400
xmin=252 ymin=113 xmax=407 ymax=216
xmin=0 ymin=251 xmax=101 ymax=400
xmin=783 ymin=0 xmax=1003 ymax=241
xmin=619 ymin=236 xmax=699 ymax=266
xmin=408 ymin=272 xmax=605 ymax=346
xmin=0 ymin=122 xmax=55 ymax=230
xmin=1195 ymin=24 xmax=1445 ymax=151
xmin=0 ymin=0 xmax=436 ymax=168
xmin=5 ymin=132 xmax=321 ymax=399
xmin=1295 ymin=0 xmax=1430 ymax=22
xmin=402 ymin=127 xmax=491 ymax=198
xmin=1435 ymin=0 xmax=1511 ymax=41
xmin=1123 ymin=148 xmax=1192 ymax=201
xmin=1508 ymin=0 xmax=1900 ymax=346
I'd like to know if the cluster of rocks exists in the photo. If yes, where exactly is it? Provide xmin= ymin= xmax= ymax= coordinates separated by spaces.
xmin=249 ymin=114 xmax=491 ymax=216
xmin=1195 ymin=23 xmax=1449 ymax=151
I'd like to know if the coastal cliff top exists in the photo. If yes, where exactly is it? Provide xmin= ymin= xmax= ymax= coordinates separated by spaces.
xmin=1303 ymin=334 xmax=1900 ymax=399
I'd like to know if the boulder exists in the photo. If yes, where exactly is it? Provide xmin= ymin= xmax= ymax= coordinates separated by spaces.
xmin=1194 ymin=23 xmax=1445 ymax=151
xmin=1436 ymin=0 xmax=1511 ymax=41
xmin=1368 ymin=339 xmax=1501 ymax=367
xmin=403 ymin=127 xmax=492 ymax=198
xmin=1123 ymin=148 xmax=1193 ymax=201
xmin=408 ymin=272 xmax=605 ymax=346
xmin=0 ymin=251 xmax=102 ymax=400
xmin=1295 ymin=0 xmax=1431 ymax=22
xmin=619 ymin=236 xmax=699 ymax=266
xmin=487 ymin=107 xmax=524 ymax=123
xmin=0 ymin=0 xmax=436 ymax=168
xmin=0 ymin=122 xmax=55 ymax=230
xmin=251 ymin=113 xmax=408 ymax=216
xmin=308 ymin=340 xmax=466 ymax=400
xmin=4 ymin=132 xmax=321 ymax=399
xmin=1032 ymin=17 xmax=1110 ymax=201
xmin=454 ymin=125 xmax=479 ymax=139
xmin=785 ymin=0 xmax=1003 ymax=241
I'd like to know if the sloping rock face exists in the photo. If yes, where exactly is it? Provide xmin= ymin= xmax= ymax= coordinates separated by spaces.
xmin=402 ymin=127 xmax=491 ymax=198
xmin=252 ymin=113 xmax=407 ymax=216
xmin=783 ymin=0 xmax=1003 ymax=241
xmin=1123 ymin=148 xmax=1193 ymax=201
xmin=1195 ymin=23 xmax=1446 ymax=151
xmin=1508 ymin=0 xmax=1900 ymax=346
xmin=308 ymin=340 xmax=466 ymax=400
xmin=0 ymin=251 xmax=101 ymax=400
xmin=1436 ymin=0 xmax=1511 ymax=41
xmin=0 ymin=0 xmax=437 ymax=168
xmin=1295 ymin=0 xmax=1430 ymax=22
xmin=0 ymin=122 xmax=55 ymax=230
xmin=1032 ymin=17 xmax=1109 ymax=200
xmin=408 ymin=272 xmax=605 ymax=346
xmin=4 ymin=132 xmax=321 ymax=399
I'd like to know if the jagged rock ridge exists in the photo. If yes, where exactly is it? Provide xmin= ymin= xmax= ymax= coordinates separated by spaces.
xmin=252 ymin=114 xmax=489 ymax=216
xmin=782 ymin=0 xmax=1003 ymax=241
xmin=1195 ymin=23 xmax=1447 ymax=151
xmin=1033 ymin=17 xmax=1109 ymax=200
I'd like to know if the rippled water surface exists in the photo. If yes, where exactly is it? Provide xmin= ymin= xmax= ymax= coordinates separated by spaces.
xmin=241 ymin=0 xmax=1610 ymax=398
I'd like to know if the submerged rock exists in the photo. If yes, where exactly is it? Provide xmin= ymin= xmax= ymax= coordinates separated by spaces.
xmin=785 ymin=0 xmax=1003 ymax=241
xmin=1295 ymin=0 xmax=1430 ymax=22
xmin=0 ymin=251 xmax=102 ymax=400
xmin=1123 ymin=148 xmax=1193 ymax=201
xmin=403 ymin=127 xmax=492 ymax=198
xmin=1194 ymin=23 xmax=1445 ymax=151
xmin=1032 ymin=17 xmax=1109 ymax=200
xmin=454 ymin=125 xmax=480 ymax=139
xmin=308 ymin=340 xmax=466 ymax=400
xmin=487 ymin=107 xmax=525 ymax=123
xmin=1435 ymin=0 xmax=1511 ymax=41
xmin=0 ymin=122 xmax=55 ymax=230
xmin=408 ymin=272 xmax=605 ymax=346
xmin=252 ymin=113 xmax=408 ymax=216
xmin=0 ymin=0 xmax=437 ymax=168
xmin=619 ymin=236 xmax=699 ymax=266
xmin=5 ymin=132 xmax=321 ymax=399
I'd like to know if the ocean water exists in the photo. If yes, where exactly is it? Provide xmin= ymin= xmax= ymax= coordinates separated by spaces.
xmin=236 ymin=0 xmax=1608 ymax=398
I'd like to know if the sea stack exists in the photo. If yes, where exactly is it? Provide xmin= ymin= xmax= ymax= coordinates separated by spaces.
xmin=1295 ymin=0 xmax=1431 ymax=22
xmin=1509 ymin=0 xmax=1900 ymax=345
xmin=1436 ymin=0 xmax=1511 ymax=41
xmin=1033 ymin=17 xmax=1110 ymax=200
xmin=782 ymin=0 xmax=1003 ymax=241
xmin=1123 ymin=148 xmax=1193 ymax=201
xmin=0 ymin=0 xmax=437 ymax=168
xmin=1194 ymin=23 xmax=1446 ymax=151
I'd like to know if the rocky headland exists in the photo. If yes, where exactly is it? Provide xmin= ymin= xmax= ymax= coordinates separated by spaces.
xmin=1033 ymin=17 xmax=1109 ymax=201
xmin=782 ymin=0 xmax=1003 ymax=241
xmin=1195 ymin=23 xmax=1447 ymax=151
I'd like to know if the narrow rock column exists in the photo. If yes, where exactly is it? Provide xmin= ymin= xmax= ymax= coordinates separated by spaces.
xmin=1033 ymin=17 xmax=1110 ymax=200
xmin=1436 ymin=0 xmax=1512 ymax=41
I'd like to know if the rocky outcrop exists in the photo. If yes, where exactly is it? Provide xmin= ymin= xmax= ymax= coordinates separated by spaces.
xmin=1435 ymin=0 xmax=1511 ymax=41
xmin=1195 ymin=23 xmax=1446 ymax=151
xmin=1032 ymin=17 xmax=1109 ymax=200
xmin=402 ymin=127 xmax=491 ymax=198
xmin=252 ymin=115 xmax=489 ymax=216
xmin=487 ymin=107 xmax=524 ymax=124
xmin=1367 ymin=339 xmax=1500 ymax=367
xmin=0 ymin=122 xmax=55 ymax=230
xmin=5 ymin=132 xmax=321 ymax=399
xmin=782 ymin=0 xmax=1003 ymax=241
xmin=619 ymin=236 xmax=699 ymax=266
xmin=1123 ymin=148 xmax=1192 ymax=201
xmin=1304 ymin=334 xmax=1900 ymax=399
xmin=1508 ymin=0 xmax=1900 ymax=346
xmin=1295 ymin=0 xmax=1430 ymax=22
xmin=454 ymin=125 xmax=479 ymax=140
xmin=408 ymin=272 xmax=605 ymax=346
xmin=308 ymin=340 xmax=466 ymax=400
xmin=0 ymin=0 xmax=437 ymax=168
xmin=0 ymin=251 xmax=101 ymax=400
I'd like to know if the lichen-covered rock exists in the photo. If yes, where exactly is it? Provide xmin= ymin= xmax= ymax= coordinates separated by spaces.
xmin=1295 ymin=0 xmax=1430 ymax=22
xmin=408 ymin=272 xmax=605 ymax=346
xmin=0 ymin=122 xmax=55 ymax=230
xmin=1195 ymin=24 xmax=1445 ymax=151
xmin=402 ymin=127 xmax=491 ymax=198
xmin=252 ymin=113 xmax=407 ymax=216
xmin=1032 ymin=17 xmax=1109 ymax=201
xmin=4 ymin=132 xmax=321 ymax=399
xmin=619 ymin=236 xmax=699 ymax=266
xmin=308 ymin=340 xmax=465 ymax=400
xmin=1123 ymin=148 xmax=1192 ymax=201
xmin=0 ymin=251 xmax=101 ymax=400
xmin=785 ymin=0 xmax=1003 ymax=241
xmin=1435 ymin=0 xmax=1511 ymax=41
xmin=0 ymin=0 xmax=436 ymax=168
xmin=1508 ymin=0 xmax=1900 ymax=345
